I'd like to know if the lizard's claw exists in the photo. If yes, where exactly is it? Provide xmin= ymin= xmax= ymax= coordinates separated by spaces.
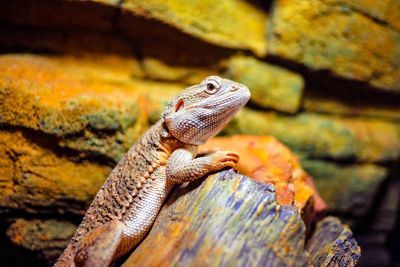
xmin=212 ymin=151 xmax=240 ymax=170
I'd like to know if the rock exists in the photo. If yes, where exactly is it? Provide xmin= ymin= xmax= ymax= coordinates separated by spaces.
xmin=306 ymin=216 xmax=361 ymax=267
xmin=139 ymin=55 xmax=306 ymax=114
xmin=121 ymin=0 xmax=268 ymax=56
xmin=0 ymin=0 xmax=268 ymax=59
xmin=124 ymin=170 xmax=357 ymax=266
xmin=0 ymin=129 xmax=110 ymax=215
xmin=0 ymin=54 xmax=182 ymax=161
xmin=200 ymin=135 xmax=326 ymax=220
xmin=330 ymin=0 xmax=400 ymax=31
xmin=301 ymin=160 xmax=387 ymax=217
xmin=357 ymin=245 xmax=391 ymax=267
xmin=269 ymin=0 xmax=400 ymax=92
xmin=226 ymin=109 xmax=400 ymax=163
xmin=140 ymin=57 xmax=214 ymax=84
xmin=6 ymin=219 xmax=76 ymax=263
xmin=224 ymin=56 xmax=304 ymax=113
xmin=370 ymin=178 xmax=400 ymax=233
xmin=303 ymin=86 xmax=400 ymax=122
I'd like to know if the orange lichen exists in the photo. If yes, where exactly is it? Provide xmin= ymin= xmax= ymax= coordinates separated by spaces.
xmin=0 ymin=54 xmax=184 ymax=161
xmin=200 ymin=135 xmax=326 ymax=215
xmin=0 ymin=129 xmax=111 ymax=214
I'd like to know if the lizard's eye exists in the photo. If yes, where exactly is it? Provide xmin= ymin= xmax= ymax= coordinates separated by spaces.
xmin=205 ymin=80 xmax=220 ymax=95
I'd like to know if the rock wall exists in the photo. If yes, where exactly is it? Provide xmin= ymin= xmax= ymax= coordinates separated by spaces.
xmin=0 ymin=0 xmax=399 ymax=266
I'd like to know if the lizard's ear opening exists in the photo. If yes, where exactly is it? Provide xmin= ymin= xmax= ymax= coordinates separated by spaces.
xmin=175 ymin=99 xmax=185 ymax=112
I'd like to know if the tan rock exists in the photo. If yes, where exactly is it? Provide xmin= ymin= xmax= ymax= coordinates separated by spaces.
xmin=302 ymin=160 xmax=387 ymax=217
xmin=0 ymin=129 xmax=110 ymax=214
xmin=226 ymin=109 xmax=400 ymax=163
xmin=303 ymin=88 xmax=400 ymax=122
xmin=200 ymin=135 xmax=323 ymax=217
xmin=269 ymin=0 xmax=400 ymax=92
xmin=141 ymin=57 xmax=214 ymax=84
xmin=7 ymin=219 xmax=76 ymax=263
xmin=225 ymin=56 xmax=304 ymax=113
xmin=0 ymin=54 xmax=182 ymax=161
xmin=327 ymin=0 xmax=400 ymax=31
xmin=121 ymin=0 xmax=268 ymax=56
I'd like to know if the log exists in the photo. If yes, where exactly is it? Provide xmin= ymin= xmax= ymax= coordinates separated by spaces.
xmin=123 ymin=170 xmax=360 ymax=267
xmin=306 ymin=216 xmax=361 ymax=266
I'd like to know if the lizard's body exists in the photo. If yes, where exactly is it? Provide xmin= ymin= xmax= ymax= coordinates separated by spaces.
xmin=55 ymin=76 xmax=250 ymax=267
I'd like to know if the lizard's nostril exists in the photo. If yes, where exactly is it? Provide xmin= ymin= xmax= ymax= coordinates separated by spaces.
xmin=230 ymin=85 xmax=239 ymax=92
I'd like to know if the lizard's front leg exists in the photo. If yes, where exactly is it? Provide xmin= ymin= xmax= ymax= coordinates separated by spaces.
xmin=166 ymin=146 xmax=239 ymax=184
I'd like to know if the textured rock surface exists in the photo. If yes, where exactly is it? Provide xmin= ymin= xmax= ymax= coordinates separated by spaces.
xmin=0 ymin=54 xmax=181 ymax=161
xmin=121 ymin=0 xmax=268 ymax=56
xmin=1 ymin=172 xmax=359 ymax=267
xmin=0 ymin=129 xmax=109 ymax=215
xmin=225 ymin=56 xmax=304 ymax=113
xmin=124 ymin=170 xmax=359 ymax=267
xmin=200 ymin=135 xmax=320 ymax=214
xmin=302 ymin=160 xmax=387 ymax=217
xmin=306 ymin=216 xmax=361 ymax=266
xmin=6 ymin=219 xmax=76 ymax=263
xmin=227 ymin=109 xmax=400 ymax=163
xmin=269 ymin=0 xmax=400 ymax=92
xmin=140 ymin=57 xmax=214 ymax=84
xmin=330 ymin=0 xmax=400 ymax=31
xmin=303 ymin=87 xmax=400 ymax=122
xmin=3 ymin=0 xmax=400 ymax=265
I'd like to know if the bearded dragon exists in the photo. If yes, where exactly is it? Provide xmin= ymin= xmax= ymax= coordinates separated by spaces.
xmin=55 ymin=76 xmax=250 ymax=267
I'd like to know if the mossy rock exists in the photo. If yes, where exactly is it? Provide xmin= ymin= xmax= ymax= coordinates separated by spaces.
xmin=225 ymin=56 xmax=304 ymax=113
xmin=0 ymin=54 xmax=182 ymax=161
xmin=226 ymin=109 xmax=400 ymax=163
xmin=269 ymin=0 xmax=400 ymax=92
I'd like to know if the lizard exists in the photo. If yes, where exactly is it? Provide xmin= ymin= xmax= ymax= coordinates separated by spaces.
xmin=54 ymin=76 xmax=250 ymax=267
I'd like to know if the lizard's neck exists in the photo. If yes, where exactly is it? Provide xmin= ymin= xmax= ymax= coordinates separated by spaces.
xmin=151 ymin=119 xmax=194 ymax=155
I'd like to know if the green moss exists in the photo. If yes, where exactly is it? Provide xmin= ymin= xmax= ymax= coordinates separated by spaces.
xmin=122 ymin=0 xmax=268 ymax=56
xmin=301 ymin=159 xmax=387 ymax=216
xmin=225 ymin=109 xmax=400 ymax=162
xmin=269 ymin=0 xmax=400 ymax=91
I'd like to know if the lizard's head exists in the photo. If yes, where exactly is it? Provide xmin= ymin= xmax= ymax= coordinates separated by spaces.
xmin=163 ymin=76 xmax=250 ymax=145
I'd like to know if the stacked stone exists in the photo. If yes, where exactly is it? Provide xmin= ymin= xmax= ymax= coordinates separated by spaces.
xmin=0 ymin=0 xmax=399 ymax=266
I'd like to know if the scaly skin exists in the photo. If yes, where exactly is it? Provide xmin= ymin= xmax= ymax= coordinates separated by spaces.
xmin=55 ymin=76 xmax=250 ymax=267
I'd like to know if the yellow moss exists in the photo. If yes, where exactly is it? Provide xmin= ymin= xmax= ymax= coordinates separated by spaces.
xmin=142 ymin=57 xmax=214 ymax=84
xmin=122 ymin=0 xmax=268 ymax=56
xmin=270 ymin=0 xmax=400 ymax=91
xmin=0 ymin=129 xmax=111 ymax=213
xmin=327 ymin=0 xmax=400 ymax=31
xmin=0 ymin=54 xmax=186 ymax=160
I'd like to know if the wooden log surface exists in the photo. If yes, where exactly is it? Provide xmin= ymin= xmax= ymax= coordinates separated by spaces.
xmin=123 ymin=170 xmax=360 ymax=267
xmin=306 ymin=216 xmax=361 ymax=266
xmin=4 ymin=170 xmax=360 ymax=266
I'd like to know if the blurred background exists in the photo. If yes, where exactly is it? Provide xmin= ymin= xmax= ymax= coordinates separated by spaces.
xmin=0 ymin=0 xmax=399 ymax=266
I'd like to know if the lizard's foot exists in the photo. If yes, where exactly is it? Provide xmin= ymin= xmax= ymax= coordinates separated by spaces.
xmin=211 ymin=150 xmax=240 ymax=170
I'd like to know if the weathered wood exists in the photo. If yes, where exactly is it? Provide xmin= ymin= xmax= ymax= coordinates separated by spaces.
xmin=306 ymin=216 xmax=361 ymax=266
xmin=124 ymin=170 xmax=309 ymax=266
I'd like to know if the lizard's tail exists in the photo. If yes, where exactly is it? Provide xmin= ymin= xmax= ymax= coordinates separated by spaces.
xmin=54 ymin=244 xmax=76 ymax=267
